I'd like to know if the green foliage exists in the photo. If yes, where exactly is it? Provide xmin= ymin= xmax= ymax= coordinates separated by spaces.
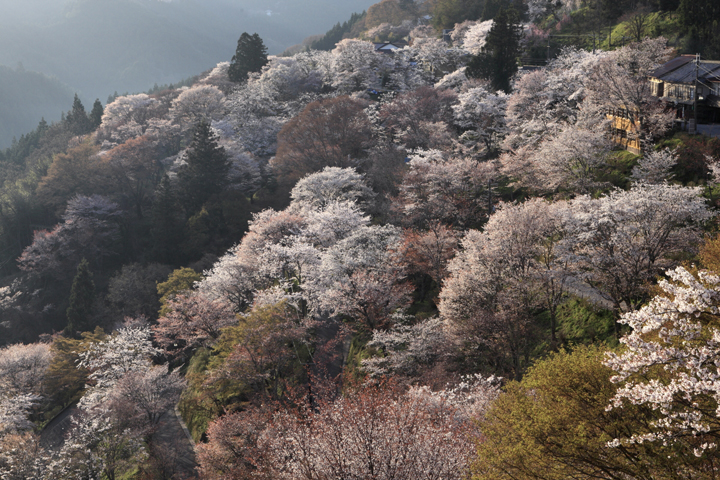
xmin=466 ymin=8 xmax=523 ymax=93
xmin=65 ymin=94 xmax=92 ymax=135
xmin=228 ymin=32 xmax=269 ymax=83
xmin=178 ymin=121 xmax=231 ymax=215
xmin=89 ymin=99 xmax=103 ymax=130
xmin=366 ymin=0 xmax=417 ymax=28
xmin=44 ymin=326 xmax=107 ymax=408
xmin=473 ymin=346 xmax=676 ymax=480
xmin=678 ymin=0 xmax=720 ymax=57
xmin=157 ymin=267 xmax=204 ymax=317
xmin=178 ymin=347 xmax=218 ymax=442
xmin=179 ymin=302 xmax=310 ymax=440
xmin=66 ymin=258 xmax=96 ymax=335
xmin=555 ymin=297 xmax=617 ymax=345
xmin=594 ymin=149 xmax=639 ymax=190
xmin=601 ymin=11 xmax=681 ymax=50
xmin=310 ymin=12 xmax=367 ymax=51
xmin=432 ymin=0 xmax=485 ymax=29
xmin=344 ymin=333 xmax=373 ymax=382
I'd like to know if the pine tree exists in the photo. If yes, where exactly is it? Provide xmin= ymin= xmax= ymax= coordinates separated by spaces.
xmin=66 ymin=258 xmax=95 ymax=336
xmin=178 ymin=120 xmax=231 ymax=215
xmin=65 ymin=94 xmax=92 ymax=135
xmin=228 ymin=32 xmax=269 ymax=83
xmin=466 ymin=8 xmax=523 ymax=93
xmin=89 ymin=99 xmax=104 ymax=129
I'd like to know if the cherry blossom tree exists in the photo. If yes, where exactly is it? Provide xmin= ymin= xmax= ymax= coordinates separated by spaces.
xmin=630 ymin=147 xmax=678 ymax=184
xmin=153 ymin=292 xmax=236 ymax=361
xmin=439 ymin=199 xmax=569 ymax=375
xmin=0 ymin=394 xmax=42 ymax=435
xmin=379 ymin=86 xmax=457 ymax=151
xmin=168 ymin=85 xmax=227 ymax=136
xmin=197 ymin=407 xmax=272 ymax=480
xmin=453 ymin=84 xmax=508 ymax=158
xmin=110 ymin=366 xmax=186 ymax=425
xmin=256 ymin=54 xmax=326 ymax=102
xmin=48 ymin=406 xmax=146 ymax=480
xmin=455 ymin=20 xmax=494 ymax=54
xmin=604 ymin=266 xmax=720 ymax=467
xmin=289 ymin=166 xmax=375 ymax=211
xmin=504 ymin=47 xmax=607 ymax=152
xmin=261 ymin=382 xmax=478 ymax=480
xmin=271 ymin=96 xmax=373 ymax=187
xmin=97 ymin=93 xmax=162 ymax=146
xmin=400 ymin=221 xmax=460 ymax=286
xmin=398 ymin=149 xmax=496 ymax=229
xmin=0 ymin=343 xmax=51 ymax=396
xmin=564 ymin=183 xmax=712 ymax=317
xmin=585 ymin=39 xmax=675 ymax=147
xmin=18 ymin=195 xmax=123 ymax=279
xmin=78 ymin=323 xmax=158 ymax=410
xmin=530 ymin=126 xmax=612 ymax=193
xmin=298 ymin=201 xmax=370 ymax=248
xmin=0 ymin=431 xmax=47 ymax=480
xmin=329 ymin=39 xmax=388 ymax=93
xmin=362 ymin=316 xmax=447 ymax=377
xmin=406 ymin=37 xmax=467 ymax=82
xmin=319 ymin=269 xmax=414 ymax=331
xmin=196 ymin=245 xmax=257 ymax=312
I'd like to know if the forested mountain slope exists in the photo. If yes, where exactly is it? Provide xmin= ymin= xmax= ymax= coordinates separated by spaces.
xmin=0 ymin=66 xmax=74 ymax=149
xmin=2 ymin=1 xmax=720 ymax=478
xmin=0 ymin=0 xmax=378 ymax=148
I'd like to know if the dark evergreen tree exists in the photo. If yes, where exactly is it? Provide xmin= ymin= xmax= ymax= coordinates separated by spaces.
xmin=678 ymin=0 xmax=720 ymax=57
xmin=65 ymin=94 xmax=92 ymax=135
xmin=311 ymin=12 xmax=366 ymax=51
xmin=151 ymin=174 xmax=184 ymax=264
xmin=399 ymin=0 xmax=418 ymax=15
xmin=432 ymin=0 xmax=485 ymax=29
xmin=482 ymin=0 xmax=503 ymax=20
xmin=228 ymin=32 xmax=269 ymax=83
xmin=66 ymin=258 xmax=95 ymax=336
xmin=466 ymin=8 xmax=523 ymax=93
xmin=178 ymin=120 xmax=231 ymax=215
xmin=89 ymin=99 xmax=104 ymax=129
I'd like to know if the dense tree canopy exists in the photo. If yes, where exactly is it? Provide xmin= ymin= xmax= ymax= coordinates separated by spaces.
xmin=228 ymin=33 xmax=269 ymax=83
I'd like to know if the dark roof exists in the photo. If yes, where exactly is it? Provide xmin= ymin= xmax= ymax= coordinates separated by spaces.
xmin=651 ymin=56 xmax=720 ymax=84
xmin=651 ymin=55 xmax=693 ymax=79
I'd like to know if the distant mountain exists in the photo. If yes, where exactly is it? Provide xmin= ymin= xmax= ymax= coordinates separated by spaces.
xmin=0 ymin=0 xmax=377 ymax=148
xmin=0 ymin=65 xmax=74 ymax=149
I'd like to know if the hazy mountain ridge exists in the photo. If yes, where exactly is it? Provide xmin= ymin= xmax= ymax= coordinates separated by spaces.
xmin=0 ymin=66 xmax=74 ymax=148
xmin=0 ymin=0 xmax=376 ymax=148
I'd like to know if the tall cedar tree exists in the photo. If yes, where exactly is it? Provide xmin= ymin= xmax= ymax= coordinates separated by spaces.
xmin=228 ymin=33 xmax=269 ymax=83
xmin=466 ymin=8 xmax=523 ymax=93
xmin=65 ymin=94 xmax=92 ymax=135
xmin=178 ymin=121 xmax=231 ymax=215
xmin=89 ymin=99 xmax=104 ymax=129
xmin=66 ymin=258 xmax=96 ymax=336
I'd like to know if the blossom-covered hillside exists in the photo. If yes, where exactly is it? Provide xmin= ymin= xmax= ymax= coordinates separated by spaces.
xmin=2 ymin=2 xmax=720 ymax=477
